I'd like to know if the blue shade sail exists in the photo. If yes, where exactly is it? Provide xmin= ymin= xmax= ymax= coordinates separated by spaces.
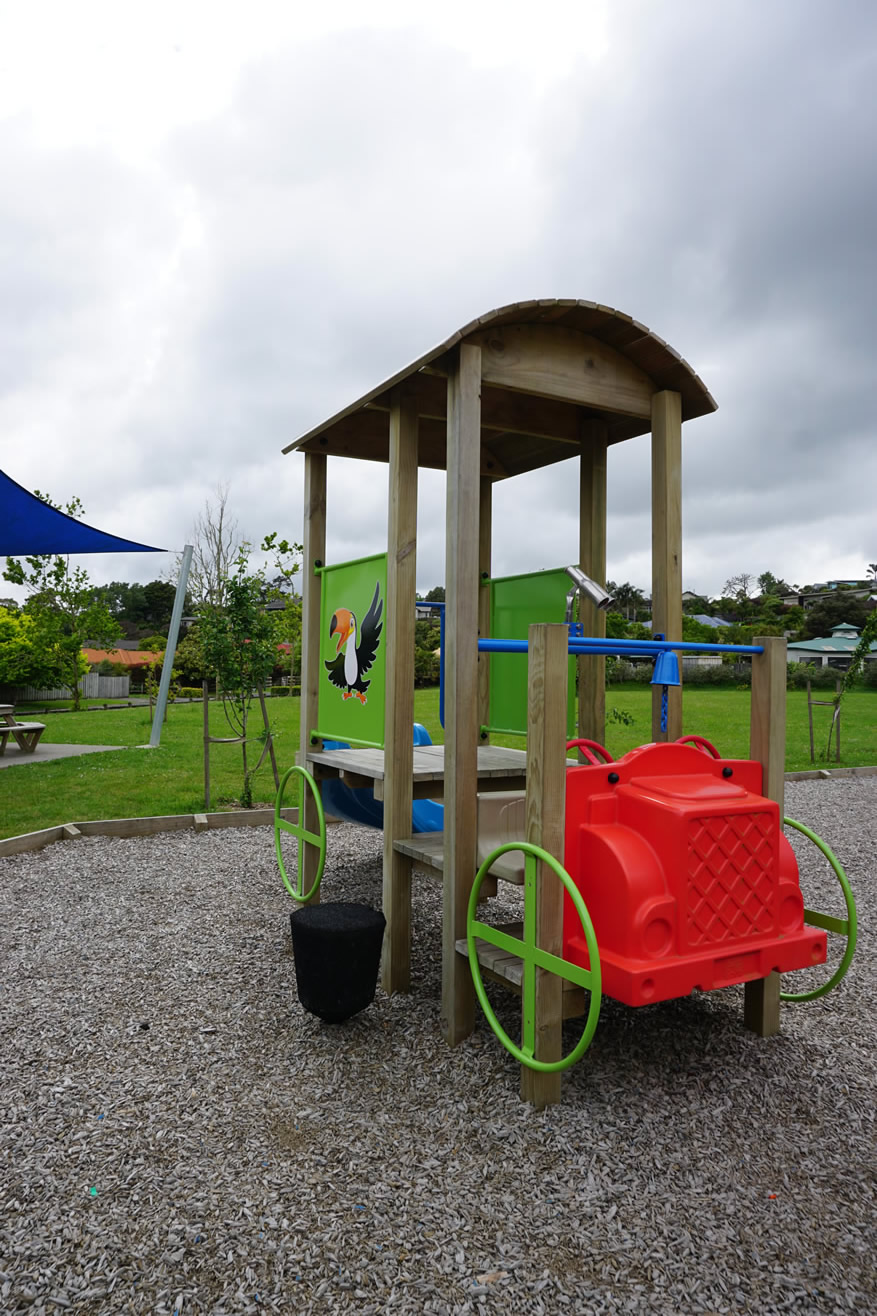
xmin=0 ymin=470 xmax=163 ymax=555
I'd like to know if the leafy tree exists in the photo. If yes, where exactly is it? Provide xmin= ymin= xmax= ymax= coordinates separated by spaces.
xmin=173 ymin=625 xmax=208 ymax=686
xmin=799 ymin=594 xmax=869 ymax=640
xmin=3 ymin=491 xmax=121 ymax=709
xmin=682 ymin=593 xmax=711 ymax=615
xmin=867 ymin=563 xmax=877 ymax=584
xmin=757 ymin=571 xmax=791 ymax=596
xmin=0 ymin=606 xmax=63 ymax=689
xmin=261 ymin=532 xmax=303 ymax=686
xmin=607 ymin=581 xmax=645 ymax=621
xmin=199 ymin=545 xmax=279 ymax=808
xmin=424 ymin=585 xmax=445 ymax=603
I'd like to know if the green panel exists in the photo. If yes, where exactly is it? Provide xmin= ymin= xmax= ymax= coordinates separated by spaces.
xmin=487 ymin=567 xmax=576 ymax=738
xmin=317 ymin=554 xmax=387 ymax=747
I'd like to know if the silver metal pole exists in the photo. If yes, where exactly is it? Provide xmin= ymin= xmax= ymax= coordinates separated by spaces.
xmin=149 ymin=544 xmax=193 ymax=748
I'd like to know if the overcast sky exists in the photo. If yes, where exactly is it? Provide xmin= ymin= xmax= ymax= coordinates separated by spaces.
xmin=2 ymin=0 xmax=875 ymax=606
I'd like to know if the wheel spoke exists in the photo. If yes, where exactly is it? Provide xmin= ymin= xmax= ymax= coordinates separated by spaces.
xmin=466 ymin=841 xmax=602 ymax=1073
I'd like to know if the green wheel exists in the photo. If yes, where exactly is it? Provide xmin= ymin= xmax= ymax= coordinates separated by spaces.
xmin=781 ymin=816 xmax=857 ymax=1003
xmin=467 ymin=842 xmax=602 ymax=1072
xmin=274 ymin=765 xmax=327 ymax=903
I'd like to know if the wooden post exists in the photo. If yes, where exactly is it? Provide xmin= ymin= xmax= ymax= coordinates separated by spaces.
xmin=521 ymin=623 xmax=568 ymax=1108
xmin=382 ymin=390 xmax=418 ymax=994
xmin=744 ymin=635 xmax=786 ymax=1036
xmin=651 ymin=390 xmax=683 ymax=741
xmin=299 ymin=453 xmax=327 ymax=903
xmin=478 ymin=478 xmax=493 ymax=739
xmin=203 ymin=680 xmax=210 ymax=810
xmin=442 ymin=342 xmax=482 ymax=1045
xmin=578 ymin=420 xmax=608 ymax=744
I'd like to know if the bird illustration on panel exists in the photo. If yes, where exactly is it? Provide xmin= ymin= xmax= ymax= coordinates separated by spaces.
xmin=324 ymin=581 xmax=383 ymax=704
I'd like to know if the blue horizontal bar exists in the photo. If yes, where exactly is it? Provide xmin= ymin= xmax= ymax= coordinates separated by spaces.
xmin=478 ymin=637 xmax=764 ymax=657
xmin=478 ymin=639 xmax=662 ymax=658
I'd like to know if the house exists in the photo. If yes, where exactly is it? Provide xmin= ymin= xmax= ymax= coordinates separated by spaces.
xmin=786 ymin=622 xmax=877 ymax=669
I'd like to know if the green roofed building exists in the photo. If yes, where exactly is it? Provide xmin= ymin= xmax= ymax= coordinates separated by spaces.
xmin=787 ymin=622 xmax=877 ymax=669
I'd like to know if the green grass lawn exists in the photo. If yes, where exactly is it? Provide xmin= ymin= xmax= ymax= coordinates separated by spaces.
xmin=0 ymin=687 xmax=874 ymax=841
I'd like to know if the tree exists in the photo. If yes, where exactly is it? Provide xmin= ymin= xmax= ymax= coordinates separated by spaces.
xmin=799 ymin=594 xmax=869 ymax=641
xmin=723 ymin=572 xmax=757 ymax=601
xmin=0 ymin=606 xmax=63 ymax=689
xmin=757 ymin=571 xmax=791 ymax=597
xmin=607 ymin=581 xmax=646 ymax=621
xmin=3 ymin=491 xmax=121 ymax=709
xmin=199 ymin=545 xmax=280 ymax=807
xmin=185 ymin=484 xmax=244 ymax=609
xmin=867 ymin=563 xmax=877 ymax=584
xmin=261 ymin=532 xmax=303 ymax=685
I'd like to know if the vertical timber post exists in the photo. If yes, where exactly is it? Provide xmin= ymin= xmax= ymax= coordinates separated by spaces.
xmin=745 ymin=635 xmax=787 ymax=1036
xmin=299 ymin=453 xmax=327 ymax=904
xmin=578 ymin=420 xmax=608 ymax=744
xmin=442 ymin=342 xmax=481 ymax=1046
xmin=651 ymin=390 xmax=683 ymax=741
xmin=521 ymin=623 xmax=568 ymax=1108
xmin=382 ymin=389 xmax=418 ymax=994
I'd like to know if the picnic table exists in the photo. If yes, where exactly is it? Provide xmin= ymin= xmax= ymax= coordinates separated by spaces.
xmin=0 ymin=704 xmax=46 ymax=755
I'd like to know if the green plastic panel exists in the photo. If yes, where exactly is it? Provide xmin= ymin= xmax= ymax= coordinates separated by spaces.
xmin=487 ymin=568 xmax=576 ymax=739
xmin=317 ymin=553 xmax=387 ymax=748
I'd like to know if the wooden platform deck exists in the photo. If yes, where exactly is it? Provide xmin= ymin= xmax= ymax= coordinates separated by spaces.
xmin=305 ymin=743 xmax=529 ymax=801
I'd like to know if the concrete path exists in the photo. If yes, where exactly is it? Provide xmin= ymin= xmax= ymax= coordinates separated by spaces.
xmin=0 ymin=743 xmax=125 ymax=770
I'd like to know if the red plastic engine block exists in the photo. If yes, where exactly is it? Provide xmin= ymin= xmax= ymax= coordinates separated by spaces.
xmin=561 ymin=742 xmax=826 ymax=1006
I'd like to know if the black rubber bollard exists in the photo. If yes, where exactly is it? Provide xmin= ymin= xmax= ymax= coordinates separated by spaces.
xmin=290 ymin=901 xmax=386 ymax=1024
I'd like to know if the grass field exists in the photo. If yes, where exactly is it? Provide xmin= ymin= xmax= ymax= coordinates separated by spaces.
xmin=1 ymin=686 xmax=874 ymax=841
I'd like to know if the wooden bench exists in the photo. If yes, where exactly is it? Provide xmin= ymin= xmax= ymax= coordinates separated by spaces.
xmin=0 ymin=722 xmax=47 ymax=755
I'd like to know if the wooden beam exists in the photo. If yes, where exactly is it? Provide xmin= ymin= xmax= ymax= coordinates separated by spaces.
xmin=478 ymin=478 xmax=492 ymax=740
xmin=520 ymin=623 xmax=568 ymax=1108
xmin=442 ymin=342 xmax=482 ymax=1046
xmin=578 ymin=419 xmax=608 ymax=744
xmin=382 ymin=390 xmax=418 ymax=995
xmin=744 ymin=635 xmax=787 ymax=1037
xmin=650 ymin=391 xmax=683 ymax=741
xmin=473 ymin=324 xmax=654 ymax=418
xmin=299 ymin=452 xmax=327 ymax=903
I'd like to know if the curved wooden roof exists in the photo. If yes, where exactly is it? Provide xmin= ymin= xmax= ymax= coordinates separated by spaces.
xmin=283 ymin=300 xmax=717 ymax=480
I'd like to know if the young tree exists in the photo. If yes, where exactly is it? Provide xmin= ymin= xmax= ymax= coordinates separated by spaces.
xmin=3 ymin=491 xmax=121 ymax=709
xmin=199 ymin=545 xmax=280 ymax=807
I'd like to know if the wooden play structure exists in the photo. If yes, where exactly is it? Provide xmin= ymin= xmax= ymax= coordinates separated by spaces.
xmin=282 ymin=300 xmax=854 ymax=1106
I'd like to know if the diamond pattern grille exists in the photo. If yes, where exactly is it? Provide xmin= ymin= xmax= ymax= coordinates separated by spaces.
xmin=686 ymin=812 xmax=775 ymax=946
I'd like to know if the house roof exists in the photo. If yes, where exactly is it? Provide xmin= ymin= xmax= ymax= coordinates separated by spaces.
xmin=787 ymin=637 xmax=876 ymax=655
xmin=83 ymin=648 xmax=164 ymax=668
xmin=282 ymin=300 xmax=717 ymax=481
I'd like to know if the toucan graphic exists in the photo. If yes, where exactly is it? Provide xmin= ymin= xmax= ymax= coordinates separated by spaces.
xmin=324 ymin=581 xmax=383 ymax=704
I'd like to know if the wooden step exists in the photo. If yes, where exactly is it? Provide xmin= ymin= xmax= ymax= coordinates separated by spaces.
xmin=393 ymin=834 xmax=498 ymax=898
xmin=456 ymin=922 xmax=586 ymax=1020
xmin=393 ymin=834 xmax=524 ymax=885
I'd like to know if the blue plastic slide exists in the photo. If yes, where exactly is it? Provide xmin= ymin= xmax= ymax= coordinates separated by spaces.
xmin=318 ymin=723 xmax=444 ymax=833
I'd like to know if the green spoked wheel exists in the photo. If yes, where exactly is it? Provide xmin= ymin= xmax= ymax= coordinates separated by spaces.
xmin=274 ymin=765 xmax=327 ymax=904
xmin=466 ymin=842 xmax=602 ymax=1072
xmin=781 ymin=816 xmax=857 ymax=1003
